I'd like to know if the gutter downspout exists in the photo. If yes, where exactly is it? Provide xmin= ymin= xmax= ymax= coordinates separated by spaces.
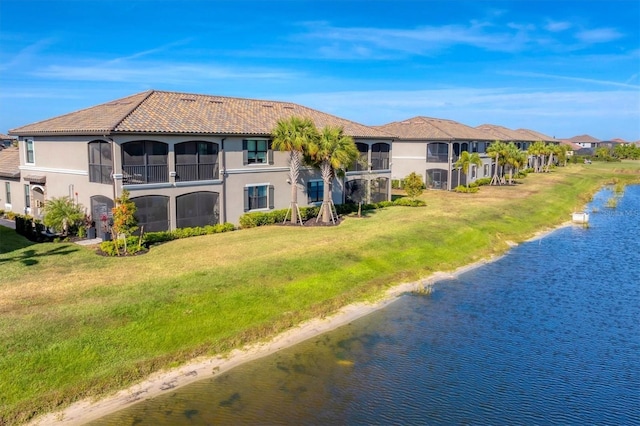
xmin=447 ymin=139 xmax=453 ymax=191
xmin=105 ymin=136 xmax=117 ymax=203
xmin=220 ymin=137 xmax=227 ymax=224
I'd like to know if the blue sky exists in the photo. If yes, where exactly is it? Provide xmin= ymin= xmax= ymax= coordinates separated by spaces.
xmin=1 ymin=0 xmax=639 ymax=141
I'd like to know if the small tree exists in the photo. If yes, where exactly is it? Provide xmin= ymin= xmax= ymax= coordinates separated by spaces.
xmin=111 ymin=190 xmax=138 ymax=255
xmin=454 ymin=151 xmax=482 ymax=190
xmin=404 ymin=172 xmax=424 ymax=199
xmin=42 ymin=196 xmax=84 ymax=236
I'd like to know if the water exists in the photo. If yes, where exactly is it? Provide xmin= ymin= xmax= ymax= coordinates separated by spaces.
xmin=93 ymin=186 xmax=640 ymax=425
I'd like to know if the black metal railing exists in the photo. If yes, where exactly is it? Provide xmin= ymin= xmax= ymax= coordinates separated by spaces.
xmin=122 ymin=165 xmax=169 ymax=184
xmin=175 ymin=163 xmax=219 ymax=182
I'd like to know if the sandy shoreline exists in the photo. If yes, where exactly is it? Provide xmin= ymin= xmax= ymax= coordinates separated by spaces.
xmin=29 ymin=224 xmax=569 ymax=425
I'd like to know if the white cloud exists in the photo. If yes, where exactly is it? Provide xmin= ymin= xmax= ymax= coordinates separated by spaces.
xmin=32 ymin=62 xmax=300 ymax=84
xmin=545 ymin=20 xmax=572 ymax=32
xmin=575 ymin=28 xmax=623 ymax=44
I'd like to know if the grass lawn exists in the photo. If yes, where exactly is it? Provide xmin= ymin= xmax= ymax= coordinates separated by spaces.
xmin=1 ymin=161 xmax=639 ymax=424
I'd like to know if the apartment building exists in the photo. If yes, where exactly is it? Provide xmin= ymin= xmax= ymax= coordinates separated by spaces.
xmin=7 ymin=90 xmax=394 ymax=230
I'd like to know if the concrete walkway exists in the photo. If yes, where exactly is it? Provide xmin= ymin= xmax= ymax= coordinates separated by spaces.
xmin=0 ymin=218 xmax=16 ymax=229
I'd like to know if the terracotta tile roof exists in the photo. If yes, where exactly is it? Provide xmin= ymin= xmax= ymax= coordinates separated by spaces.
xmin=0 ymin=147 xmax=20 ymax=179
xmin=475 ymin=124 xmax=525 ymax=141
xmin=565 ymin=134 xmax=601 ymax=143
xmin=9 ymin=90 xmax=393 ymax=139
xmin=376 ymin=116 xmax=494 ymax=141
xmin=514 ymin=128 xmax=556 ymax=142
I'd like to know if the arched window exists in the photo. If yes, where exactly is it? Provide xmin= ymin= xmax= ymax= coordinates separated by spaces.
xmin=91 ymin=195 xmax=114 ymax=233
xmin=370 ymin=177 xmax=389 ymax=203
xmin=427 ymin=143 xmax=449 ymax=163
xmin=426 ymin=168 xmax=448 ymax=189
xmin=175 ymin=141 xmax=219 ymax=181
xmin=132 ymin=195 xmax=169 ymax=232
xmin=122 ymin=141 xmax=168 ymax=184
xmin=88 ymin=140 xmax=113 ymax=184
xmin=371 ymin=143 xmax=390 ymax=170
xmin=345 ymin=179 xmax=367 ymax=203
xmin=176 ymin=192 xmax=220 ymax=228
xmin=348 ymin=143 xmax=369 ymax=172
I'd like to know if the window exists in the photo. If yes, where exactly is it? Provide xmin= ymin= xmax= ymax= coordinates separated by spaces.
xmin=426 ymin=169 xmax=448 ymax=189
xmin=371 ymin=143 xmax=390 ymax=170
xmin=427 ymin=143 xmax=449 ymax=162
xmin=90 ymin=196 xmax=114 ymax=233
xmin=122 ymin=141 xmax=169 ymax=184
xmin=25 ymin=139 xmax=34 ymax=164
xmin=175 ymin=141 xmax=219 ymax=181
xmin=370 ymin=177 xmax=389 ymax=203
xmin=131 ymin=195 xmax=169 ymax=232
xmin=243 ymin=140 xmax=273 ymax=165
xmin=244 ymin=185 xmax=274 ymax=211
xmin=88 ymin=140 xmax=113 ymax=184
xmin=484 ymin=164 xmax=490 ymax=176
xmin=307 ymin=181 xmax=323 ymax=203
xmin=345 ymin=179 xmax=366 ymax=204
xmin=5 ymin=182 xmax=11 ymax=205
xmin=176 ymin=192 xmax=220 ymax=228
xmin=348 ymin=143 xmax=369 ymax=172
xmin=24 ymin=184 xmax=30 ymax=208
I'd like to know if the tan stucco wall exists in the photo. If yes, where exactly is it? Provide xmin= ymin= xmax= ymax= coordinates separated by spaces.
xmin=11 ymin=134 xmax=392 ymax=227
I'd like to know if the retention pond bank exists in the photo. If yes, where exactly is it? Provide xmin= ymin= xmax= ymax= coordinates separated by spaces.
xmin=89 ymin=184 xmax=640 ymax=425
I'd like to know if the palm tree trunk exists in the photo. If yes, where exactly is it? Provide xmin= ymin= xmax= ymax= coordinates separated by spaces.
xmin=289 ymin=152 xmax=300 ymax=224
xmin=320 ymin=161 xmax=333 ymax=223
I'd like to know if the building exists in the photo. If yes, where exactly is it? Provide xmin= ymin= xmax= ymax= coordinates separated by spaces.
xmin=377 ymin=117 xmax=498 ymax=190
xmin=8 ymin=90 xmax=394 ymax=230
xmin=0 ymin=146 xmax=21 ymax=212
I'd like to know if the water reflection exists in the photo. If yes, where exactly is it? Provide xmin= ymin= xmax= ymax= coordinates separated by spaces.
xmin=93 ymin=186 xmax=640 ymax=425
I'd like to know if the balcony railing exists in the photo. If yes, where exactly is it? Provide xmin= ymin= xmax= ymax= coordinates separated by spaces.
xmin=122 ymin=164 xmax=169 ymax=184
xmin=175 ymin=163 xmax=219 ymax=182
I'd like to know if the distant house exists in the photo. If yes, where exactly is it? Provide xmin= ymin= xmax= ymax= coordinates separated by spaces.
xmin=0 ymin=133 xmax=17 ymax=149
xmin=564 ymin=134 xmax=601 ymax=149
xmin=8 ymin=90 xmax=394 ymax=229
xmin=0 ymin=146 xmax=21 ymax=212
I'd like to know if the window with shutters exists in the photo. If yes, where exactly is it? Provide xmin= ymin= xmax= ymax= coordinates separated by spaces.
xmin=244 ymin=184 xmax=274 ymax=211
xmin=242 ymin=139 xmax=273 ymax=165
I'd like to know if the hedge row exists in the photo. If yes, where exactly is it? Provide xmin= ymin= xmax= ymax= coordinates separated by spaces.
xmin=239 ymin=199 xmax=425 ymax=229
xmin=143 ymin=223 xmax=236 ymax=245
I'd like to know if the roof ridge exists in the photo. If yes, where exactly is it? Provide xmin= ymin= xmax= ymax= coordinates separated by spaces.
xmin=110 ymin=90 xmax=155 ymax=131
xmin=150 ymin=89 xmax=300 ymax=106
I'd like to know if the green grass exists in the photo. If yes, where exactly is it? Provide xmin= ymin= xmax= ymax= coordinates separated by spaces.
xmin=1 ymin=161 xmax=639 ymax=424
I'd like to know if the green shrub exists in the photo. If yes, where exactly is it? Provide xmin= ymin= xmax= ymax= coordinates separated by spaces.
xmin=391 ymin=179 xmax=402 ymax=189
xmin=5 ymin=211 xmax=15 ymax=220
xmin=393 ymin=197 xmax=426 ymax=207
xmin=454 ymin=185 xmax=479 ymax=193
xmin=99 ymin=236 xmax=145 ymax=256
xmin=474 ymin=177 xmax=492 ymax=186
xmin=144 ymin=223 xmax=235 ymax=244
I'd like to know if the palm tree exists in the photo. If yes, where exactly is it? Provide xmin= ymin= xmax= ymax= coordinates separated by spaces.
xmin=454 ymin=151 xmax=482 ymax=190
xmin=486 ymin=140 xmax=508 ymax=185
xmin=272 ymin=116 xmax=319 ymax=225
xmin=528 ymin=141 xmax=547 ymax=173
xmin=42 ymin=196 xmax=84 ymax=236
xmin=504 ymin=142 xmax=527 ymax=184
xmin=305 ymin=126 xmax=359 ymax=223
